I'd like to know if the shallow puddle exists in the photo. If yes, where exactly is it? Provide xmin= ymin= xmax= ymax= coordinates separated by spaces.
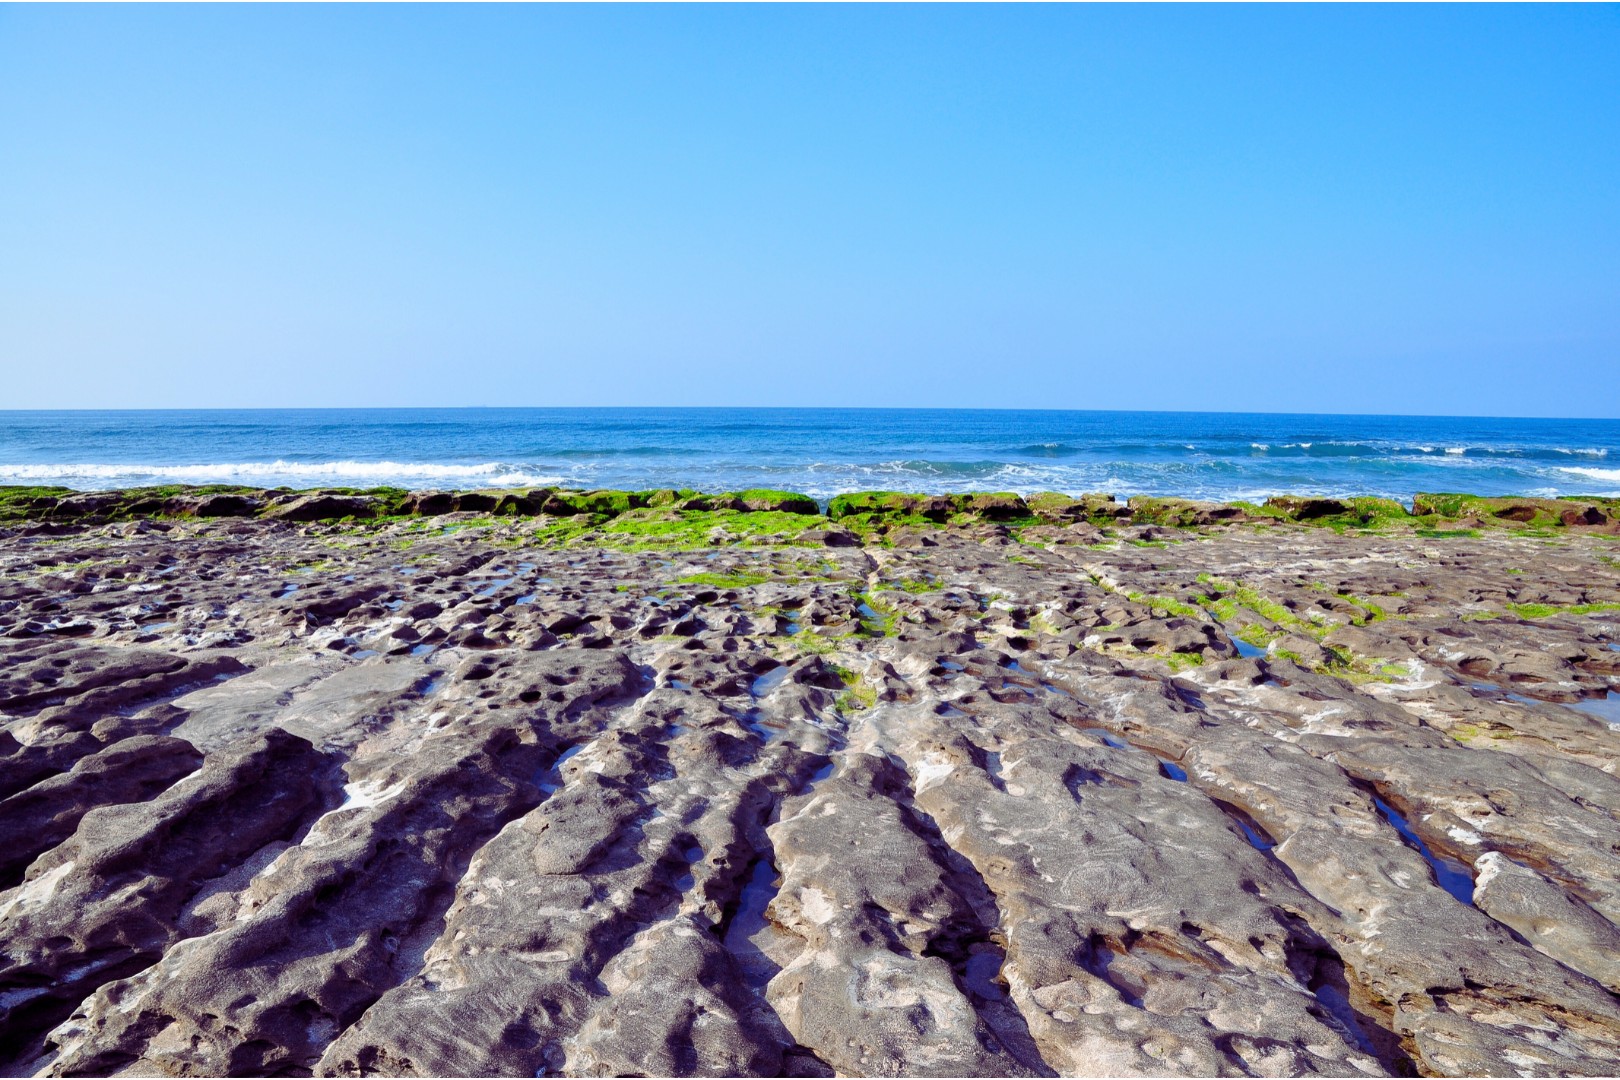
xmin=536 ymin=745 xmax=586 ymax=795
xmin=750 ymin=665 xmax=790 ymax=698
xmin=723 ymin=860 xmax=785 ymax=992
xmin=1566 ymin=691 xmax=1620 ymax=726
xmin=1156 ymin=758 xmax=1188 ymax=782
xmin=963 ymin=949 xmax=1009 ymax=1002
xmin=1078 ymin=727 xmax=1129 ymax=749
xmin=742 ymin=707 xmax=787 ymax=742
xmin=1235 ymin=818 xmax=1275 ymax=850
xmin=1310 ymin=978 xmax=1381 ymax=1057
xmin=1373 ymin=797 xmax=1474 ymax=904
xmin=983 ymin=750 xmax=1005 ymax=785
xmin=1216 ymin=802 xmax=1277 ymax=851
xmin=1232 ymin=638 xmax=1265 ymax=659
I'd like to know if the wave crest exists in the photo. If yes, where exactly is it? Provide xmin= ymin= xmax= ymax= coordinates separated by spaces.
xmin=0 ymin=461 xmax=566 ymax=489
xmin=1558 ymin=466 xmax=1620 ymax=483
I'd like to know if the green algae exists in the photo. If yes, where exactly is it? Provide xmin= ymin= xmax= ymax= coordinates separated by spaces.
xmin=1502 ymin=601 xmax=1620 ymax=619
xmin=1123 ymin=591 xmax=1208 ymax=621
xmin=674 ymin=571 xmax=772 ymax=589
xmin=528 ymin=508 xmax=821 ymax=550
xmin=5 ymin=485 xmax=1615 ymax=547
xmin=833 ymin=667 xmax=878 ymax=712
xmin=852 ymin=592 xmax=898 ymax=637
xmin=1196 ymin=574 xmax=1310 ymax=633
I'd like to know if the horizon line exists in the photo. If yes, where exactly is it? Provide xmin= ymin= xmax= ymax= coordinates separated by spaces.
xmin=3 ymin=405 xmax=1619 ymax=423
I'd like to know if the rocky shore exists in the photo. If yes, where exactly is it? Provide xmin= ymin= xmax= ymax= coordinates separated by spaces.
xmin=2 ymin=485 xmax=1619 ymax=1077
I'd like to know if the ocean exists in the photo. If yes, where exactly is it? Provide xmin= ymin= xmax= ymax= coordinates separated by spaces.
xmin=2 ymin=408 xmax=1617 ymax=504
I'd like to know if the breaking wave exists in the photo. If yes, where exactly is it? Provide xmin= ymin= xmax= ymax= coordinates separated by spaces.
xmin=0 ymin=461 xmax=565 ymax=489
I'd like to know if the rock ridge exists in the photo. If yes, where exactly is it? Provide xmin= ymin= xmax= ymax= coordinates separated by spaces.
xmin=1 ymin=501 xmax=1618 ymax=1075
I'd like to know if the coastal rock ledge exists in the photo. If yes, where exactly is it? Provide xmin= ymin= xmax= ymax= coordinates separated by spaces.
xmin=2 ymin=488 xmax=1619 ymax=1077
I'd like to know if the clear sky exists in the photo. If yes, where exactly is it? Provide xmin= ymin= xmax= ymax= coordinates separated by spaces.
xmin=1 ymin=4 xmax=1615 ymax=416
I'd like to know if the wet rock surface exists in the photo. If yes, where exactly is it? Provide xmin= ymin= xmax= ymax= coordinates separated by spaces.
xmin=1 ymin=510 xmax=1619 ymax=1077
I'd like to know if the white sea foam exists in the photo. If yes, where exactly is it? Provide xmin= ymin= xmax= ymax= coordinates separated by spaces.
xmin=1559 ymin=466 xmax=1620 ymax=483
xmin=1444 ymin=447 xmax=1466 ymax=455
xmin=0 ymin=461 xmax=565 ymax=490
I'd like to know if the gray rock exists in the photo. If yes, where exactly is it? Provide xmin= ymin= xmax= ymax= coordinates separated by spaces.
xmin=1 ymin=509 xmax=1618 ymax=1077
xmin=1472 ymin=851 xmax=1620 ymax=993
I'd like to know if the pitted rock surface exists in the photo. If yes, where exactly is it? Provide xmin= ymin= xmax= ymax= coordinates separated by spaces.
xmin=2 ymin=514 xmax=1619 ymax=1077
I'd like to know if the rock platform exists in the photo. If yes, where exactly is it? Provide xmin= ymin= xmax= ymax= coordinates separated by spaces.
xmin=2 ymin=489 xmax=1619 ymax=1077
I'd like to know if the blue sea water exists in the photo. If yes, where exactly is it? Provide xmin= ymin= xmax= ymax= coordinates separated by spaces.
xmin=1 ymin=409 xmax=1617 ymax=503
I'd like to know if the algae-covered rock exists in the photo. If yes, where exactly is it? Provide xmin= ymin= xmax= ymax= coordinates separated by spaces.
xmin=262 ymin=493 xmax=380 ymax=521
xmin=47 ymin=493 xmax=125 ymax=519
xmin=1025 ymin=491 xmax=1134 ymax=525
xmin=734 ymin=490 xmax=818 ymax=515
xmin=1080 ymin=492 xmax=1132 ymax=521
xmin=1413 ymin=492 xmax=1617 ymax=527
xmin=182 ymin=492 xmax=264 ymax=518
xmin=676 ymin=493 xmax=746 ymax=512
xmin=0 ymin=486 xmax=73 ymax=519
xmin=644 ymin=488 xmax=696 ymax=508
xmin=540 ymin=489 xmax=647 ymax=517
xmin=1025 ymin=491 xmax=1085 ymax=523
xmin=798 ymin=527 xmax=858 ymax=547
xmin=962 ymin=491 xmax=1029 ymax=521
xmin=1263 ymin=496 xmax=1349 ymax=520
xmin=1339 ymin=496 xmax=1412 ymax=525
xmin=1127 ymin=496 xmax=1248 ymax=527
xmin=405 ymin=491 xmax=456 ymax=515
xmin=825 ymin=491 xmax=916 ymax=520
xmin=451 ymin=492 xmax=500 ymax=513
xmin=827 ymin=491 xmax=1029 ymax=524
xmin=1259 ymin=496 xmax=1412 ymax=528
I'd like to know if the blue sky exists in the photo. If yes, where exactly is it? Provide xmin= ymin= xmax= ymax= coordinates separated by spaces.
xmin=1 ymin=4 xmax=1615 ymax=416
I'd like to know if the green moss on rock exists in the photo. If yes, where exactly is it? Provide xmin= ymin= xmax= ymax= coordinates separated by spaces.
xmin=733 ymin=490 xmax=819 ymax=514
xmin=1413 ymin=493 xmax=1615 ymax=528
xmin=1128 ymin=498 xmax=1250 ymax=528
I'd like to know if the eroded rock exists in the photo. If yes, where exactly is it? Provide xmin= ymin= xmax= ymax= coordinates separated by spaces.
xmin=0 ymin=510 xmax=1617 ymax=1076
